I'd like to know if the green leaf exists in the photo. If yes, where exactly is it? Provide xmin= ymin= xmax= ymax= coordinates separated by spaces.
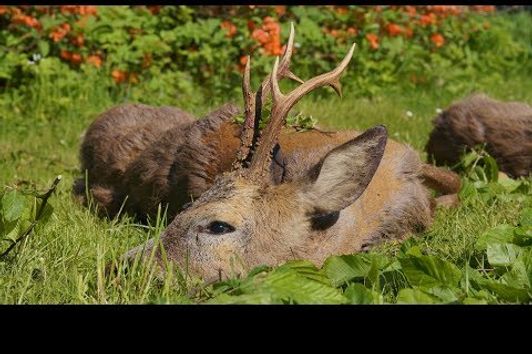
xmin=399 ymin=255 xmax=462 ymax=288
xmin=1 ymin=190 xmax=26 ymax=223
xmin=323 ymin=253 xmax=390 ymax=287
xmin=483 ymin=155 xmax=499 ymax=182
xmin=519 ymin=208 xmax=532 ymax=227
xmin=486 ymin=243 xmax=521 ymax=267
xmin=476 ymin=224 xmax=515 ymax=250
xmin=396 ymin=288 xmax=438 ymax=304
xmin=462 ymin=297 xmax=488 ymax=304
xmin=344 ymin=283 xmax=381 ymax=304
xmin=38 ymin=41 xmax=50 ymax=57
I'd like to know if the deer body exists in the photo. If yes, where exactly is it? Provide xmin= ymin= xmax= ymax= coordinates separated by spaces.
xmin=77 ymin=25 xmax=460 ymax=283
xmin=426 ymin=93 xmax=532 ymax=178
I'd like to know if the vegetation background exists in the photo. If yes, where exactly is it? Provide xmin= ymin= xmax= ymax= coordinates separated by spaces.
xmin=0 ymin=5 xmax=531 ymax=304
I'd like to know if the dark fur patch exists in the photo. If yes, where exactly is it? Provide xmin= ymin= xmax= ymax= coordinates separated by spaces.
xmin=310 ymin=210 xmax=340 ymax=231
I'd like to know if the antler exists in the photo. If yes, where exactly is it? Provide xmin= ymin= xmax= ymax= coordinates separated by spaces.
xmin=233 ymin=23 xmax=303 ymax=169
xmin=247 ymin=42 xmax=357 ymax=179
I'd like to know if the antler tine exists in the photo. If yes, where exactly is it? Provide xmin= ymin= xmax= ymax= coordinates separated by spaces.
xmin=259 ymin=22 xmax=303 ymax=101
xmin=248 ymin=42 xmax=357 ymax=178
xmin=233 ymin=23 xmax=302 ymax=170
xmin=233 ymin=56 xmax=257 ymax=169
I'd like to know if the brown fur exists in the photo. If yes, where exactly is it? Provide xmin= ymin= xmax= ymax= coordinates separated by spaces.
xmin=77 ymin=102 xmax=462 ymax=283
xmin=74 ymin=103 xmax=196 ymax=217
xmin=426 ymin=93 xmax=532 ymax=178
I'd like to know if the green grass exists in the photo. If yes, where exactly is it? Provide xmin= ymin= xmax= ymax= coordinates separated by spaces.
xmin=0 ymin=70 xmax=531 ymax=304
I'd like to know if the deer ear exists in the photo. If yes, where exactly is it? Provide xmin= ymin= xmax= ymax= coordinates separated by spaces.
xmin=301 ymin=125 xmax=387 ymax=213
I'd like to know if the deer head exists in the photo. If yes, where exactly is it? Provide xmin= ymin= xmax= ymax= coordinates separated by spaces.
xmin=124 ymin=24 xmax=388 ymax=283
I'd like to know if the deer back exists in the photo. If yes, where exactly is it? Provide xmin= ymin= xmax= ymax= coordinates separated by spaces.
xmin=426 ymin=93 xmax=532 ymax=177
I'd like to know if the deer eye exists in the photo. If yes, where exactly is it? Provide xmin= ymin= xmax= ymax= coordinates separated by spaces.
xmin=206 ymin=221 xmax=235 ymax=235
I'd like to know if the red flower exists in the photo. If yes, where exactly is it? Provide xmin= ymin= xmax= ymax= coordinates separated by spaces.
xmin=366 ymin=33 xmax=379 ymax=50
xmin=472 ymin=6 xmax=495 ymax=13
xmin=70 ymin=53 xmax=83 ymax=65
xmin=403 ymin=6 xmax=417 ymax=17
xmin=86 ymin=55 xmax=102 ymax=68
xmin=112 ymin=69 xmax=128 ymax=84
xmin=274 ymin=6 xmax=287 ymax=16
xmin=70 ymin=33 xmax=85 ymax=47
xmin=220 ymin=20 xmax=237 ymax=38
xmin=386 ymin=23 xmax=403 ymax=36
xmin=12 ymin=14 xmax=41 ymax=30
xmin=49 ymin=23 xmax=71 ymax=42
xmin=347 ymin=27 xmax=357 ymax=36
xmin=60 ymin=50 xmax=72 ymax=61
xmin=419 ymin=13 xmax=437 ymax=26
xmin=147 ymin=6 xmax=161 ymax=15
xmin=431 ymin=33 xmax=445 ymax=48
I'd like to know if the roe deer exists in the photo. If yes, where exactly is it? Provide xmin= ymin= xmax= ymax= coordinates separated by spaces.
xmin=426 ymin=93 xmax=532 ymax=178
xmin=85 ymin=25 xmax=463 ymax=283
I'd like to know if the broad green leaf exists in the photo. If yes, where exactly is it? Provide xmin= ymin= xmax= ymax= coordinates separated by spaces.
xmin=462 ymin=297 xmax=488 ymax=304
xmin=422 ymin=286 xmax=461 ymax=303
xmin=475 ymin=280 xmax=530 ymax=303
xmin=38 ymin=40 xmax=50 ymax=57
xmin=500 ymin=259 xmax=530 ymax=289
xmin=519 ymin=208 xmax=532 ymax=227
xmin=208 ymin=292 xmax=275 ymax=304
xmin=483 ymin=155 xmax=499 ymax=182
xmin=486 ymin=243 xmax=521 ymax=267
xmin=344 ymin=283 xmax=382 ymax=304
xmin=1 ymin=190 xmax=26 ymax=222
xmin=476 ymin=224 xmax=514 ymax=250
xmin=323 ymin=254 xmax=390 ymax=287
xmin=396 ymin=288 xmax=438 ymax=304
xmin=399 ymin=255 xmax=462 ymax=288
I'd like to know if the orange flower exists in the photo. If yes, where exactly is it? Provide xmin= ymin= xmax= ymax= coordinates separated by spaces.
xmin=220 ymin=20 xmax=237 ymax=38
xmin=240 ymin=55 xmax=248 ymax=66
xmin=330 ymin=29 xmax=339 ymax=38
xmin=147 ymin=6 xmax=161 ymax=15
xmin=252 ymin=28 xmax=269 ymax=44
xmin=0 ymin=6 xmax=8 ymax=15
xmin=347 ymin=27 xmax=357 ymax=36
xmin=78 ymin=6 xmax=97 ymax=16
xmin=472 ymin=5 xmax=495 ymax=13
xmin=366 ymin=33 xmax=379 ymax=50
xmin=386 ymin=23 xmax=403 ymax=36
xmin=60 ymin=50 xmax=72 ymax=61
xmin=335 ymin=6 xmax=348 ymax=15
xmin=263 ymin=16 xmax=280 ymax=34
xmin=86 ymin=55 xmax=102 ymax=68
xmin=430 ymin=33 xmax=445 ymax=48
xmin=12 ymin=14 xmax=41 ymax=30
xmin=274 ymin=5 xmax=287 ymax=16
xmin=70 ymin=33 xmax=84 ymax=47
xmin=404 ymin=6 xmax=417 ymax=17
xmin=49 ymin=23 xmax=71 ymax=42
xmin=70 ymin=53 xmax=83 ymax=65
xmin=404 ymin=27 xmax=414 ymax=38
xmin=112 ymin=69 xmax=128 ymax=84
xmin=60 ymin=6 xmax=97 ymax=16
xmin=419 ymin=13 xmax=437 ymax=26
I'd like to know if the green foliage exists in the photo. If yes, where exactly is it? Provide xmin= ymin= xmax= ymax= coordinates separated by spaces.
xmin=0 ymin=187 xmax=55 ymax=255
xmin=1 ymin=6 xmax=531 ymax=109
